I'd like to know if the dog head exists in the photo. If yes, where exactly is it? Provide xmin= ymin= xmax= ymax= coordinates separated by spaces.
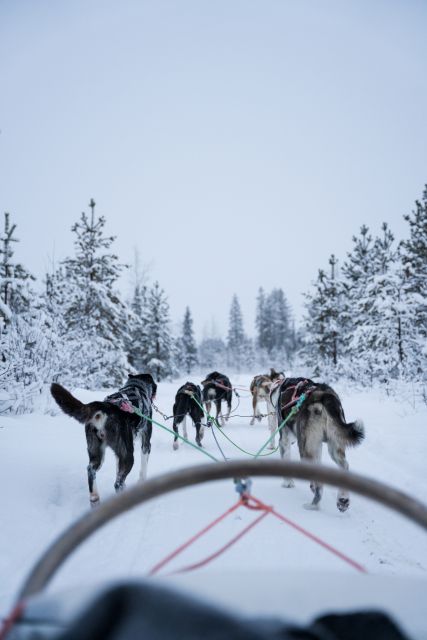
xmin=270 ymin=368 xmax=285 ymax=381
xmin=129 ymin=373 xmax=157 ymax=399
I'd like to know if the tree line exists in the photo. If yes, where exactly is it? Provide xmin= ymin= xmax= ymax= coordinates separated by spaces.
xmin=301 ymin=186 xmax=427 ymax=389
xmin=0 ymin=199 xmax=297 ymax=413
xmin=1 ymin=183 xmax=425 ymax=413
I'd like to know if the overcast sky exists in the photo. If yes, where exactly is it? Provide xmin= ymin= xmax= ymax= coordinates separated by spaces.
xmin=1 ymin=0 xmax=426 ymax=339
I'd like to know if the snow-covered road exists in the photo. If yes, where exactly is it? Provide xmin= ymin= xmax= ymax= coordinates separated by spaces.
xmin=1 ymin=375 xmax=426 ymax=618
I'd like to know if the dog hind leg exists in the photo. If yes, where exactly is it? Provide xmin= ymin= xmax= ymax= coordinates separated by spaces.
xmin=279 ymin=429 xmax=294 ymax=488
xmin=172 ymin=417 xmax=182 ymax=450
xmin=267 ymin=398 xmax=277 ymax=450
xmin=328 ymin=441 xmax=350 ymax=512
xmin=114 ymin=451 xmax=134 ymax=492
xmin=195 ymin=419 xmax=203 ymax=447
xmin=86 ymin=433 xmax=105 ymax=506
xmin=216 ymin=400 xmax=224 ymax=426
xmin=298 ymin=408 xmax=324 ymax=510
xmin=139 ymin=428 xmax=151 ymax=482
xmin=224 ymin=395 xmax=232 ymax=423
xmin=182 ymin=415 xmax=188 ymax=439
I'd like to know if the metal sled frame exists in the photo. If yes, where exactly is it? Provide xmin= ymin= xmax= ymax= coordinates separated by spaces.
xmin=19 ymin=460 xmax=427 ymax=600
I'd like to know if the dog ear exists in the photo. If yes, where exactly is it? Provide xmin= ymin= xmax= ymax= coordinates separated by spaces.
xmin=136 ymin=373 xmax=155 ymax=384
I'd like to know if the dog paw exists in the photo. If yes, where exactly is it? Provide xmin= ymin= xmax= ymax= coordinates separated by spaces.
xmin=90 ymin=495 xmax=100 ymax=508
xmin=268 ymin=442 xmax=276 ymax=450
xmin=303 ymin=502 xmax=320 ymax=511
xmin=282 ymin=479 xmax=295 ymax=488
xmin=173 ymin=442 xmax=179 ymax=451
xmin=337 ymin=497 xmax=350 ymax=512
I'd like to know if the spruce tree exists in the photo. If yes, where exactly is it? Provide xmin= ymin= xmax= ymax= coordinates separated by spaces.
xmin=0 ymin=212 xmax=35 ymax=325
xmin=180 ymin=307 xmax=198 ymax=374
xmin=255 ymin=287 xmax=268 ymax=350
xmin=227 ymin=294 xmax=246 ymax=370
xmin=400 ymin=185 xmax=427 ymax=339
xmin=348 ymin=224 xmax=398 ymax=381
xmin=302 ymin=255 xmax=346 ymax=377
xmin=399 ymin=186 xmax=427 ymax=380
xmin=127 ymin=282 xmax=148 ymax=372
xmin=59 ymin=199 xmax=129 ymax=388
xmin=340 ymin=225 xmax=375 ymax=377
xmin=142 ymin=281 xmax=173 ymax=381
xmin=268 ymin=288 xmax=293 ymax=357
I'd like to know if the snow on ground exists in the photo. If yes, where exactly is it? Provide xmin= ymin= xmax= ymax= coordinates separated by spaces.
xmin=1 ymin=374 xmax=427 ymax=618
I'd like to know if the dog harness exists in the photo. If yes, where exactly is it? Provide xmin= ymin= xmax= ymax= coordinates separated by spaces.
xmin=177 ymin=383 xmax=202 ymax=400
xmin=104 ymin=378 xmax=153 ymax=417
xmin=275 ymin=378 xmax=316 ymax=426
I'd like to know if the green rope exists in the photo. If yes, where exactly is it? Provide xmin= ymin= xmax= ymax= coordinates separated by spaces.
xmin=126 ymin=391 xmax=308 ymax=465
xmin=133 ymin=406 xmax=220 ymax=463
xmin=191 ymin=394 xmax=279 ymax=458
xmin=212 ymin=419 xmax=280 ymax=457
xmin=254 ymin=393 xmax=308 ymax=459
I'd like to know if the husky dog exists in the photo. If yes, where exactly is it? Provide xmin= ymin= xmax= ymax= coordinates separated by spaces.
xmin=50 ymin=373 xmax=157 ymax=505
xmin=249 ymin=369 xmax=285 ymax=449
xmin=270 ymin=377 xmax=364 ymax=512
xmin=201 ymin=371 xmax=233 ymax=426
xmin=172 ymin=382 xmax=205 ymax=450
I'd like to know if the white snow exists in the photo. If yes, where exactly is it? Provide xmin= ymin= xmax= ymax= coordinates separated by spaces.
xmin=1 ymin=375 xmax=427 ymax=633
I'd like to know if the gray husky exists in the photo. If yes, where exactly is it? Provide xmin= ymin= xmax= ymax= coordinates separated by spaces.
xmin=270 ymin=377 xmax=364 ymax=512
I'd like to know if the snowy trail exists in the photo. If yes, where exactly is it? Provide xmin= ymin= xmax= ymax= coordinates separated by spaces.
xmin=1 ymin=375 xmax=427 ymax=615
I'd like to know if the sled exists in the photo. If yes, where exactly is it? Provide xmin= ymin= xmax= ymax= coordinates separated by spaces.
xmin=4 ymin=460 xmax=427 ymax=640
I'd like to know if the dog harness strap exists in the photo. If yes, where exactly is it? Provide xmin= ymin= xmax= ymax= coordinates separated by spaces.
xmin=104 ymin=379 xmax=152 ymax=427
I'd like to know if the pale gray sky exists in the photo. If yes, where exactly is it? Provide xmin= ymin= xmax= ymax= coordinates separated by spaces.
xmin=1 ymin=0 xmax=426 ymax=338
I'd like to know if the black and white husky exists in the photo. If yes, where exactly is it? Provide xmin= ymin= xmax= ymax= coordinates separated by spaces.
xmin=270 ymin=377 xmax=364 ymax=512
xmin=201 ymin=371 xmax=233 ymax=426
xmin=172 ymin=382 xmax=205 ymax=450
xmin=51 ymin=373 xmax=157 ymax=505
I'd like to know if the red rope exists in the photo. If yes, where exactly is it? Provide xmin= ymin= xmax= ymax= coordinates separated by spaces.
xmin=168 ymin=510 xmax=270 ymax=575
xmin=148 ymin=492 xmax=367 ymax=578
xmin=148 ymin=499 xmax=243 ymax=576
xmin=249 ymin=495 xmax=367 ymax=574
xmin=0 ymin=600 xmax=26 ymax=640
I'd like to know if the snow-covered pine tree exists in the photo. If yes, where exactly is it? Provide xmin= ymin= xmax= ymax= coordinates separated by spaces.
xmin=255 ymin=287 xmax=269 ymax=355
xmin=37 ymin=270 xmax=70 ymax=381
xmin=301 ymin=255 xmax=347 ymax=378
xmin=0 ymin=212 xmax=35 ymax=325
xmin=126 ymin=249 xmax=150 ymax=372
xmin=141 ymin=281 xmax=173 ymax=381
xmin=347 ymin=223 xmax=399 ymax=382
xmin=180 ymin=307 xmax=198 ymax=374
xmin=340 ymin=224 xmax=375 ymax=378
xmin=0 ymin=213 xmax=47 ymax=413
xmin=399 ymin=186 xmax=427 ymax=380
xmin=59 ymin=199 xmax=130 ymax=388
xmin=126 ymin=282 xmax=148 ymax=372
xmin=400 ymin=185 xmax=427 ymax=341
xmin=341 ymin=222 xmax=421 ymax=384
xmin=268 ymin=288 xmax=293 ymax=360
xmin=227 ymin=294 xmax=246 ymax=370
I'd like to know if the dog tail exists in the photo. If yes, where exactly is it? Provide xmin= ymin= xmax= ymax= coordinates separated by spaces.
xmin=51 ymin=383 xmax=91 ymax=424
xmin=314 ymin=390 xmax=365 ymax=446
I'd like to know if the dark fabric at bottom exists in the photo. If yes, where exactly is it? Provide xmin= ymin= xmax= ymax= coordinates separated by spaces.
xmin=55 ymin=582 xmax=409 ymax=640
